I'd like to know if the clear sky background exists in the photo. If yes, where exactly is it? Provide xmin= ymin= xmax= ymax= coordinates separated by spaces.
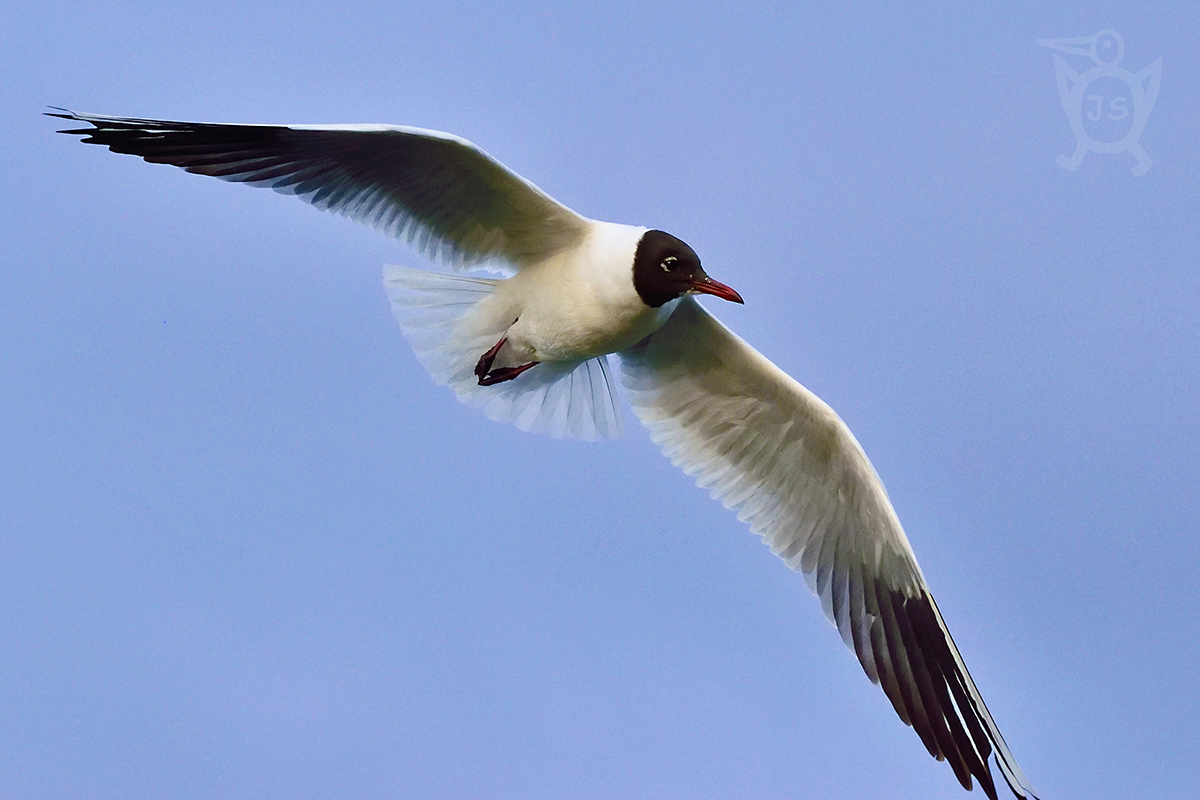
xmin=3 ymin=2 xmax=1197 ymax=799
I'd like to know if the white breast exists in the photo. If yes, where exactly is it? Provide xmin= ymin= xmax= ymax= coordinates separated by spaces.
xmin=496 ymin=222 xmax=675 ymax=363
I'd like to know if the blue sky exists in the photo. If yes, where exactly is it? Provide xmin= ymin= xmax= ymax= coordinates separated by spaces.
xmin=3 ymin=2 xmax=1198 ymax=798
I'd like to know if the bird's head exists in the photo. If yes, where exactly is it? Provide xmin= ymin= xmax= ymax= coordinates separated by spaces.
xmin=632 ymin=229 xmax=744 ymax=308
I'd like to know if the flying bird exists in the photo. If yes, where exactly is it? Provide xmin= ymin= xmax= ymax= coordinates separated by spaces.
xmin=51 ymin=109 xmax=1041 ymax=799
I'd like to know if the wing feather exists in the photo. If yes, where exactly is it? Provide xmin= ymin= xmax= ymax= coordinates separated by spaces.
xmin=620 ymin=298 xmax=1039 ymax=799
xmin=50 ymin=109 xmax=589 ymax=270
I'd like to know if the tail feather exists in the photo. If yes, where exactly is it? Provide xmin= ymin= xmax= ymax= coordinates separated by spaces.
xmin=384 ymin=266 xmax=623 ymax=440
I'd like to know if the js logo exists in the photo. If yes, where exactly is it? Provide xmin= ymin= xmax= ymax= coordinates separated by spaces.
xmin=1038 ymin=31 xmax=1162 ymax=176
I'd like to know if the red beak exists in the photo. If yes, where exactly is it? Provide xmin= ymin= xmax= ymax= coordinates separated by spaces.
xmin=689 ymin=274 xmax=744 ymax=304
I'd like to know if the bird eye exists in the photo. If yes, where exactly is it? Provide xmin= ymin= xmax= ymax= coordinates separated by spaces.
xmin=661 ymin=256 xmax=678 ymax=272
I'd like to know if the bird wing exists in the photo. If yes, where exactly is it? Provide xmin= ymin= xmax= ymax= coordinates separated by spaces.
xmin=50 ymin=109 xmax=590 ymax=270
xmin=619 ymin=298 xmax=1039 ymax=800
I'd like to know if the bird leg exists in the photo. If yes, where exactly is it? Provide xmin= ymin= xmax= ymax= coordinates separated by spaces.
xmin=474 ymin=337 xmax=540 ymax=386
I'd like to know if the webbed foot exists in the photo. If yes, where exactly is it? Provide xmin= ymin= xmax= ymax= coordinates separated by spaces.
xmin=474 ymin=337 xmax=540 ymax=385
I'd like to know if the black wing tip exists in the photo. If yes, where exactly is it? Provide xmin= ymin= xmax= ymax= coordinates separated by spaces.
xmin=873 ymin=587 xmax=1041 ymax=800
xmin=46 ymin=106 xmax=83 ymax=132
xmin=46 ymin=107 xmax=110 ymax=138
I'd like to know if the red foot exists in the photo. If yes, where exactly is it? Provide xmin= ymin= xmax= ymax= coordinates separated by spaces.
xmin=478 ymin=361 xmax=540 ymax=385
xmin=474 ymin=337 xmax=507 ymax=381
xmin=475 ymin=337 xmax=540 ymax=385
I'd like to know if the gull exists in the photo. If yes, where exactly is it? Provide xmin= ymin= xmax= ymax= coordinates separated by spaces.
xmin=51 ymin=108 xmax=1041 ymax=799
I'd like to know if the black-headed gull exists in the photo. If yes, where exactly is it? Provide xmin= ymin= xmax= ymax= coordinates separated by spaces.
xmin=52 ymin=109 xmax=1041 ymax=800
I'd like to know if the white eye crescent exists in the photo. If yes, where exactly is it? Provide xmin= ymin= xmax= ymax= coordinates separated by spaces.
xmin=661 ymin=255 xmax=678 ymax=272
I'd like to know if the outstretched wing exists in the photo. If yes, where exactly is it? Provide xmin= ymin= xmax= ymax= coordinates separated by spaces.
xmin=620 ymin=298 xmax=1039 ymax=800
xmin=50 ymin=109 xmax=590 ymax=270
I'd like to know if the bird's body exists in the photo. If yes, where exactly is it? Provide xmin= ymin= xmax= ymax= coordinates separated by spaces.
xmin=52 ymin=108 xmax=1040 ymax=800
xmin=484 ymin=221 xmax=668 ymax=364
